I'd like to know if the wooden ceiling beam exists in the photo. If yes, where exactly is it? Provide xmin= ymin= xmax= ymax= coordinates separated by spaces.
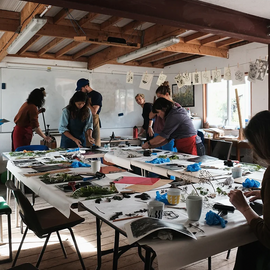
xmin=73 ymin=44 xmax=100 ymax=59
xmin=18 ymin=35 xmax=43 ymax=55
xmin=162 ymin=42 xmax=228 ymax=58
xmin=153 ymin=53 xmax=192 ymax=66
xmin=100 ymin=16 xmax=122 ymax=30
xmin=79 ymin=13 xmax=100 ymax=27
xmin=163 ymin=54 xmax=203 ymax=66
xmin=55 ymin=41 xmax=80 ymax=57
xmin=137 ymin=51 xmax=175 ymax=65
xmin=0 ymin=10 xmax=20 ymax=20
xmin=200 ymin=35 xmax=225 ymax=45
xmin=216 ymin=38 xmax=243 ymax=47
xmin=37 ymin=38 xmax=64 ymax=56
xmin=54 ymin=8 xmax=73 ymax=24
xmin=0 ymin=18 xmax=20 ymax=33
xmin=184 ymin=32 xmax=208 ymax=43
xmin=29 ymin=0 xmax=270 ymax=44
xmin=121 ymin=20 xmax=144 ymax=32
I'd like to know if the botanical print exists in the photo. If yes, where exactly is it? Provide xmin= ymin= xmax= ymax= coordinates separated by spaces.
xmin=183 ymin=72 xmax=192 ymax=85
xmin=174 ymin=73 xmax=185 ymax=88
xmin=126 ymin=71 xmax=134 ymax=84
xmin=201 ymin=70 xmax=211 ymax=84
xmin=255 ymin=59 xmax=268 ymax=81
xmin=139 ymin=72 xmax=153 ymax=90
xmin=248 ymin=62 xmax=257 ymax=83
xmin=232 ymin=66 xmax=245 ymax=85
xmin=156 ymin=72 xmax=167 ymax=86
xmin=224 ymin=67 xmax=231 ymax=80
xmin=172 ymin=84 xmax=194 ymax=107
xmin=192 ymin=71 xmax=201 ymax=85
xmin=212 ymin=69 xmax=221 ymax=83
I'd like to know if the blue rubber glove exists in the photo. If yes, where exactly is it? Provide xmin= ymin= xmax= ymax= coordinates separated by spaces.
xmin=145 ymin=158 xmax=170 ymax=164
xmin=205 ymin=210 xmax=227 ymax=228
xmin=242 ymin=178 xmax=260 ymax=188
xmin=71 ymin=161 xmax=90 ymax=168
xmin=187 ymin=162 xmax=202 ymax=172
xmin=67 ymin=148 xmax=80 ymax=152
xmin=155 ymin=191 xmax=169 ymax=205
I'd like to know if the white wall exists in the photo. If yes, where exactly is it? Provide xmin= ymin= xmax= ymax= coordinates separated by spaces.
xmin=164 ymin=42 xmax=268 ymax=118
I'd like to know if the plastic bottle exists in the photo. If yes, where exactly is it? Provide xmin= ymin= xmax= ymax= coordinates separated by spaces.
xmin=133 ymin=126 xmax=138 ymax=138
xmin=245 ymin=119 xmax=249 ymax=128
xmin=186 ymin=108 xmax=191 ymax=117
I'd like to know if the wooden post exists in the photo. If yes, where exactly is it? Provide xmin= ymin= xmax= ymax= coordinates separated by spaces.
xmin=235 ymin=88 xmax=244 ymax=140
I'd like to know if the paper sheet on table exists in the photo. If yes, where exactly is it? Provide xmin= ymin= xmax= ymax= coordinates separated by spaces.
xmin=114 ymin=176 xmax=160 ymax=185
xmin=124 ymin=179 xmax=173 ymax=192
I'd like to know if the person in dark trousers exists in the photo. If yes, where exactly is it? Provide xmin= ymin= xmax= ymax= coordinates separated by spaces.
xmin=135 ymin=93 xmax=154 ymax=141
xmin=12 ymin=87 xmax=51 ymax=151
xmin=229 ymin=110 xmax=270 ymax=270
xmin=59 ymin=91 xmax=94 ymax=148
xmin=142 ymin=97 xmax=205 ymax=156
xmin=76 ymin=78 xmax=102 ymax=146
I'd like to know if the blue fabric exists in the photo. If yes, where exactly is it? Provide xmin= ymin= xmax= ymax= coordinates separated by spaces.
xmin=66 ymin=148 xmax=80 ymax=152
xmin=145 ymin=158 xmax=170 ymax=164
xmin=71 ymin=161 xmax=90 ymax=168
xmin=15 ymin=145 xmax=49 ymax=151
xmin=154 ymin=133 xmax=177 ymax=152
xmin=155 ymin=191 xmax=169 ymax=205
xmin=242 ymin=178 xmax=260 ymax=188
xmin=186 ymin=162 xmax=201 ymax=172
xmin=205 ymin=210 xmax=227 ymax=228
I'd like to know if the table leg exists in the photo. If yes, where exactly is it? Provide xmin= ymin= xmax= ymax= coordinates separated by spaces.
xmin=96 ymin=217 xmax=102 ymax=270
xmin=113 ymin=231 xmax=120 ymax=270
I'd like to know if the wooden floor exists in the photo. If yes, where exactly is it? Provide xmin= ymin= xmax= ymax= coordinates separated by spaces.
xmin=0 ymin=184 xmax=237 ymax=270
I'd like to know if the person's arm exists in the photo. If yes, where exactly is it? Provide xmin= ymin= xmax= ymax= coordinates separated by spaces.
xmin=84 ymin=109 xmax=95 ymax=145
xmin=148 ymin=119 xmax=154 ymax=137
xmin=63 ymin=131 xmax=83 ymax=147
xmin=89 ymin=104 xmax=100 ymax=115
xmin=34 ymin=127 xmax=51 ymax=142
xmin=88 ymin=93 xmax=102 ymax=115
xmin=142 ymin=135 xmax=168 ymax=149
xmin=86 ymin=129 xmax=95 ymax=145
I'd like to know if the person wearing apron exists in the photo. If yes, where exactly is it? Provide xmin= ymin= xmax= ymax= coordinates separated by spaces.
xmin=12 ymin=88 xmax=51 ymax=151
xmin=59 ymin=91 xmax=94 ymax=148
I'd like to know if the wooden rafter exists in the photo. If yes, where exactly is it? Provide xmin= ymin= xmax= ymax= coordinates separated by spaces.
xmin=37 ymin=38 xmax=64 ymax=56
xmin=18 ymin=35 xmax=43 ymax=55
xmin=55 ymin=41 xmax=80 ymax=57
xmin=153 ymin=53 xmax=192 ymax=66
xmin=137 ymin=51 xmax=175 ymax=65
xmin=200 ymin=35 xmax=225 ymax=45
xmin=73 ymin=44 xmax=100 ymax=59
xmin=216 ymin=38 xmax=243 ymax=47
xmin=79 ymin=13 xmax=100 ymax=27
xmin=184 ymin=32 xmax=208 ymax=43
xmin=121 ymin=20 xmax=144 ymax=32
xmin=54 ymin=8 xmax=73 ymax=24
xmin=0 ymin=10 xmax=20 ymax=20
xmin=100 ymin=16 xmax=122 ymax=30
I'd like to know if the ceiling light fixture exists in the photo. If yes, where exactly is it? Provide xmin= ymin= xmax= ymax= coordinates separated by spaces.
xmin=7 ymin=17 xmax=47 ymax=54
xmin=117 ymin=37 xmax=180 ymax=63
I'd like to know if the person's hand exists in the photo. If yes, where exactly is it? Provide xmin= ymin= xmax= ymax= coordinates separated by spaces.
xmin=88 ymin=136 xmax=95 ymax=145
xmin=74 ymin=138 xmax=83 ymax=148
xmin=38 ymin=108 xmax=46 ymax=113
xmin=244 ymin=190 xmax=261 ymax=202
xmin=228 ymin=189 xmax=250 ymax=212
xmin=142 ymin=142 xmax=149 ymax=149
xmin=148 ymin=126 xmax=154 ymax=137
xmin=44 ymin=136 xmax=52 ymax=143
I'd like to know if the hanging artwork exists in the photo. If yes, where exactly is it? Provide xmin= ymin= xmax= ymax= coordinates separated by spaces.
xmin=212 ymin=69 xmax=222 ymax=83
xmin=255 ymin=59 xmax=268 ymax=81
xmin=139 ymin=72 xmax=153 ymax=90
xmin=201 ymin=70 xmax=211 ymax=84
xmin=182 ymin=72 xmax=192 ymax=85
xmin=172 ymin=84 xmax=195 ymax=107
xmin=174 ymin=73 xmax=185 ymax=88
xmin=126 ymin=71 xmax=134 ymax=84
xmin=192 ymin=71 xmax=201 ymax=85
xmin=156 ymin=72 xmax=167 ymax=86
xmin=248 ymin=62 xmax=257 ymax=83
xmin=223 ymin=67 xmax=231 ymax=80
xmin=231 ymin=66 xmax=245 ymax=85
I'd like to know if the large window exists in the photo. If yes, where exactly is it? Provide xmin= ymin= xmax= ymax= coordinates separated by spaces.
xmin=206 ymin=77 xmax=251 ymax=128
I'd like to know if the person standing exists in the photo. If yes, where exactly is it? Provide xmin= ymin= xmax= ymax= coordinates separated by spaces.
xmin=76 ymin=78 xmax=102 ymax=146
xmin=59 ymin=91 xmax=94 ymax=148
xmin=12 ymin=88 xmax=51 ymax=151
xmin=135 ymin=93 xmax=154 ymax=141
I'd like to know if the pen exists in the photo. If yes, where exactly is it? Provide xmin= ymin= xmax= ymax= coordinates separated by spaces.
xmin=113 ymin=215 xmax=143 ymax=222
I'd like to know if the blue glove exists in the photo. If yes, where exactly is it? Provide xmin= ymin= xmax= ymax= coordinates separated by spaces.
xmin=145 ymin=158 xmax=170 ymax=164
xmin=67 ymin=148 xmax=80 ymax=152
xmin=71 ymin=161 xmax=90 ymax=168
xmin=155 ymin=191 xmax=169 ymax=205
xmin=205 ymin=210 xmax=227 ymax=228
xmin=242 ymin=178 xmax=260 ymax=188
xmin=187 ymin=162 xmax=202 ymax=172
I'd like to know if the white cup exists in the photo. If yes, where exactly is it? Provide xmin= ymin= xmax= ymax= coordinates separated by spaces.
xmin=186 ymin=195 xmax=203 ymax=221
xmin=167 ymin=188 xmax=181 ymax=205
xmin=231 ymin=167 xmax=242 ymax=178
xmin=148 ymin=200 xmax=164 ymax=219
xmin=91 ymin=160 xmax=101 ymax=173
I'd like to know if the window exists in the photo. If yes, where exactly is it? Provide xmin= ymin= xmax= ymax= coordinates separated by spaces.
xmin=206 ymin=76 xmax=251 ymax=128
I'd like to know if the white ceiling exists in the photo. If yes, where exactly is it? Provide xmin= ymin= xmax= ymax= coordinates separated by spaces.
xmin=199 ymin=0 xmax=270 ymax=19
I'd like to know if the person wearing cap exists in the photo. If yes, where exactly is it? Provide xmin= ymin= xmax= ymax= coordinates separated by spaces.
xmin=12 ymin=87 xmax=51 ymax=151
xmin=76 ymin=78 xmax=102 ymax=146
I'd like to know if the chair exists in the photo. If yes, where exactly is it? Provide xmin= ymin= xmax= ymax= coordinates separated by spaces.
xmin=210 ymin=140 xmax=233 ymax=160
xmin=8 ymin=263 xmax=38 ymax=270
xmin=5 ymin=180 xmax=86 ymax=269
xmin=15 ymin=145 xmax=49 ymax=152
xmin=0 ymin=196 xmax=12 ymax=264
xmin=197 ymin=130 xmax=204 ymax=144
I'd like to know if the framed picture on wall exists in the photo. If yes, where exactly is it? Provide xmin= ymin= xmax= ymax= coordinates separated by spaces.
xmin=172 ymin=84 xmax=195 ymax=107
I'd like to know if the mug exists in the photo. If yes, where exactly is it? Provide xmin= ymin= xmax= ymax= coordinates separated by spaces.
xmin=231 ymin=167 xmax=242 ymax=178
xmin=186 ymin=195 xmax=203 ymax=221
xmin=148 ymin=200 xmax=164 ymax=219
xmin=91 ymin=160 xmax=101 ymax=173
xmin=167 ymin=188 xmax=181 ymax=205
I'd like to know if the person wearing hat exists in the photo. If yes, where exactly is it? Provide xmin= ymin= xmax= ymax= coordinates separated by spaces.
xmin=12 ymin=87 xmax=51 ymax=151
xmin=76 ymin=78 xmax=102 ymax=146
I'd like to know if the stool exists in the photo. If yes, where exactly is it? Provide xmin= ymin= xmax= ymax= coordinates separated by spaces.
xmin=0 ymin=196 xmax=12 ymax=263
xmin=8 ymin=263 xmax=38 ymax=269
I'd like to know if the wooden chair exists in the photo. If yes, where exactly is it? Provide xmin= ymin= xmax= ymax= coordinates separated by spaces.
xmin=5 ymin=180 xmax=86 ymax=269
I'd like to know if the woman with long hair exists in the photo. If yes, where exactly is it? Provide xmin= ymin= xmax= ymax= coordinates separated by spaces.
xmin=229 ymin=110 xmax=270 ymax=269
xmin=12 ymin=87 xmax=51 ymax=151
xmin=59 ymin=91 xmax=94 ymax=148
xmin=142 ymin=97 xmax=205 ymax=156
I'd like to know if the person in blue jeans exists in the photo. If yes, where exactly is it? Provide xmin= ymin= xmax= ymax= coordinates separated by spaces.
xmin=149 ymin=81 xmax=179 ymax=152
xmin=59 ymin=91 xmax=94 ymax=148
